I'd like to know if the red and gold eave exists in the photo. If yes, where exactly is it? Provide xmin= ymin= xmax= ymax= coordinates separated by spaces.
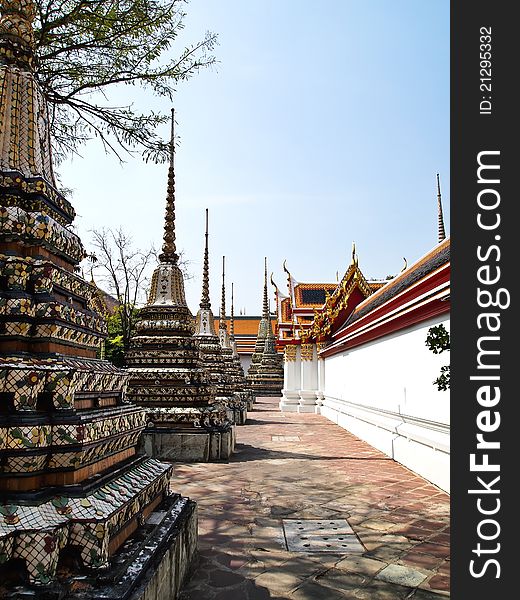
xmin=321 ymin=238 xmax=450 ymax=358
xmin=275 ymin=261 xmax=376 ymax=349
xmin=275 ymin=238 xmax=450 ymax=354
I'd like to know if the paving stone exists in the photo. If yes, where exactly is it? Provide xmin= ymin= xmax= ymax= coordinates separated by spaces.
xmin=376 ymin=563 xmax=430 ymax=587
xmin=315 ymin=568 xmax=367 ymax=592
xmin=207 ymin=569 xmax=245 ymax=588
xmin=421 ymin=574 xmax=450 ymax=593
xmin=351 ymin=579 xmax=413 ymax=599
xmin=335 ymin=555 xmax=387 ymax=576
xmin=290 ymin=580 xmax=352 ymax=599
xmin=411 ymin=589 xmax=450 ymax=599
xmin=254 ymin=568 xmax=306 ymax=593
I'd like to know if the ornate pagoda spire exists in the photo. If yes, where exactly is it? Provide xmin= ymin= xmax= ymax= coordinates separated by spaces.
xmin=0 ymin=0 xmax=59 ymax=189
xmin=200 ymin=208 xmax=211 ymax=309
xmin=230 ymin=282 xmax=235 ymax=338
xmin=262 ymin=257 xmax=269 ymax=320
xmin=436 ymin=173 xmax=446 ymax=243
xmin=146 ymin=109 xmax=187 ymax=307
xmin=220 ymin=255 xmax=227 ymax=332
xmin=159 ymin=108 xmax=178 ymax=264
xmin=0 ymin=0 xmax=36 ymax=67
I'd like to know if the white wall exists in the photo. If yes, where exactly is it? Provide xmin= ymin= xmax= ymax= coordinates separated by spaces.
xmin=322 ymin=316 xmax=450 ymax=492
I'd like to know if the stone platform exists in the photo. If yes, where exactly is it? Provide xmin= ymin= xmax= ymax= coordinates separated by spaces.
xmin=142 ymin=424 xmax=235 ymax=462
xmin=174 ymin=397 xmax=450 ymax=599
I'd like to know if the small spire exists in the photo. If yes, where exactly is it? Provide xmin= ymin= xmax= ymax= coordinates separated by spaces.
xmin=220 ymin=256 xmax=227 ymax=331
xmin=230 ymin=282 xmax=235 ymax=337
xmin=262 ymin=257 xmax=269 ymax=320
xmin=351 ymin=242 xmax=358 ymax=265
xmin=159 ymin=108 xmax=178 ymax=264
xmin=437 ymin=173 xmax=446 ymax=242
xmin=199 ymin=208 xmax=211 ymax=309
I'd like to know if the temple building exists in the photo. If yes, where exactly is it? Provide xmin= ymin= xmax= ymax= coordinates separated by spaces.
xmin=274 ymin=255 xmax=385 ymax=412
xmin=276 ymin=198 xmax=450 ymax=492
xmin=0 ymin=2 xmax=195 ymax=595
xmin=246 ymin=259 xmax=284 ymax=398
xmin=125 ymin=113 xmax=234 ymax=462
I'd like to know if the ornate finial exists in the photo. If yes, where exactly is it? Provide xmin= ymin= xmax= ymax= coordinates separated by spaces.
xmin=270 ymin=272 xmax=277 ymax=290
xmin=262 ymin=257 xmax=269 ymax=320
xmin=0 ymin=0 xmax=36 ymax=67
xmin=220 ymin=256 xmax=227 ymax=331
xmin=351 ymin=242 xmax=358 ymax=265
xmin=199 ymin=208 xmax=211 ymax=309
xmin=159 ymin=108 xmax=178 ymax=264
xmin=230 ymin=282 xmax=235 ymax=337
xmin=401 ymin=257 xmax=408 ymax=272
xmin=436 ymin=173 xmax=446 ymax=242
xmin=283 ymin=259 xmax=290 ymax=276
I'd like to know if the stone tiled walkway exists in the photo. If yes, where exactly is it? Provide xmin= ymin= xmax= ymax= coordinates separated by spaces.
xmin=175 ymin=398 xmax=450 ymax=599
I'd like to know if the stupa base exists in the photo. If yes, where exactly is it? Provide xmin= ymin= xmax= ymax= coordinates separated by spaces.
xmin=141 ymin=423 xmax=236 ymax=462
xmin=251 ymin=389 xmax=284 ymax=401
xmin=226 ymin=400 xmax=248 ymax=425
xmin=1 ymin=494 xmax=197 ymax=600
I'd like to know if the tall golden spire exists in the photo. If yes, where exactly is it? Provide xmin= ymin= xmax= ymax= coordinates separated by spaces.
xmin=199 ymin=208 xmax=211 ymax=309
xmin=220 ymin=255 xmax=227 ymax=331
xmin=437 ymin=173 xmax=446 ymax=243
xmin=159 ymin=109 xmax=178 ymax=264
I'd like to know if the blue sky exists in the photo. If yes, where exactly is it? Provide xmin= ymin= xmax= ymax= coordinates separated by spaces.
xmin=59 ymin=0 xmax=450 ymax=315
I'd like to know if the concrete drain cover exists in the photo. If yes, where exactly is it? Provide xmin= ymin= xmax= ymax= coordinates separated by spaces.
xmin=282 ymin=519 xmax=365 ymax=553
xmin=271 ymin=435 xmax=301 ymax=442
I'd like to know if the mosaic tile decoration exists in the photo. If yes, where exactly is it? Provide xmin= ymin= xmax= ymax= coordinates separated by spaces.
xmin=0 ymin=204 xmax=85 ymax=262
xmin=0 ymin=356 xmax=128 ymax=410
xmin=0 ymin=458 xmax=172 ymax=584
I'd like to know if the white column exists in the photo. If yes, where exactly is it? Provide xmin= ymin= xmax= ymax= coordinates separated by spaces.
xmin=316 ymin=343 xmax=326 ymax=414
xmin=279 ymin=345 xmax=300 ymax=412
xmin=298 ymin=343 xmax=318 ymax=413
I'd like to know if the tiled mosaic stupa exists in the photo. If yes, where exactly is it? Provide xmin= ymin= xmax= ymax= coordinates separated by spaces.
xmin=0 ymin=2 xmax=195 ymax=595
xmin=229 ymin=282 xmax=254 ymax=411
xmin=250 ymin=301 xmax=284 ymax=397
xmin=193 ymin=212 xmax=235 ymax=419
xmin=217 ymin=257 xmax=247 ymax=425
xmin=246 ymin=258 xmax=283 ymax=397
xmin=125 ymin=114 xmax=234 ymax=461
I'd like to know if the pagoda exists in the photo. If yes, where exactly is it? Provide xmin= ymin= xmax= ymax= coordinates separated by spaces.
xmin=249 ymin=302 xmax=284 ymax=397
xmin=125 ymin=114 xmax=234 ymax=462
xmin=0 ymin=2 xmax=195 ymax=595
xmin=245 ymin=258 xmax=271 ymax=386
xmin=229 ymin=283 xmax=254 ymax=411
xmin=193 ymin=212 xmax=235 ymax=421
xmin=217 ymin=258 xmax=247 ymax=425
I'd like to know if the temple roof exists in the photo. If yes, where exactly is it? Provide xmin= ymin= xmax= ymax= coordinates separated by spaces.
xmin=347 ymin=237 xmax=450 ymax=327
